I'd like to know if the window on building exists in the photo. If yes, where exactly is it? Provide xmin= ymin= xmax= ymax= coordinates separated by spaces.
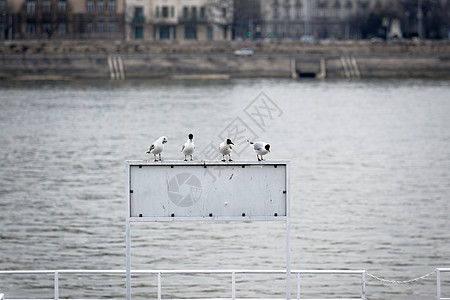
xmin=135 ymin=26 xmax=143 ymax=39
xmin=273 ymin=7 xmax=279 ymax=19
xmin=191 ymin=7 xmax=197 ymax=20
xmin=156 ymin=6 xmax=159 ymax=18
xmin=222 ymin=7 xmax=226 ymax=18
xmin=285 ymin=6 xmax=290 ymax=19
xmin=87 ymin=21 xmax=93 ymax=32
xmin=200 ymin=7 xmax=205 ymax=19
xmin=207 ymin=26 xmax=213 ymax=40
xmin=87 ymin=0 xmax=94 ymax=12
xmin=160 ymin=26 xmax=170 ymax=39
xmin=334 ymin=8 xmax=341 ymax=17
xmin=182 ymin=6 xmax=188 ymax=19
xmin=295 ymin=7 xmax=301 ymax=18
xmin=162 ymin=6 xmax=168 ymax=18
xmin=98 ymin=20 xmax=104 ymax=32
xmin=43 ymin=22 xmax=51 ymax=34
xmin=109 ymin=0 xmax=116 ymax=13
xmin=58 ymin=22 xmax=66 ymax=34
xmin=134 ymin=6 xmax=144 ymax=22
xmin=98 ymin=0 xmax=104 ymax=13
xmin=184 ymin=25 xmax=197 ymax=39
xmin=109 ymin=21 xmax=115 ymax=33
xmin=58 ymin=0 xmax=66 ymax=13
xmin=171 ymin=6 xmax=174 ymax=17
xmin=0 ymin=0 xmax=4 ymax=11
xmin=27 ymin=22 xmax=36 ymax=34
xmin=27 ymin=0 xmax=36 ymax=14
xmin=223 ymin=26 xmax=227 ymax=39
xmin=43 ymin=0 xmax=51 ymax=13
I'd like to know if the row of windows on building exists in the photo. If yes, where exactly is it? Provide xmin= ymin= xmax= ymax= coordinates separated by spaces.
xmin=134 ymin=25 xmax=228 ymax=40
xmin=134 ymin=5 xmax=227 ymax=20
xmin=25 ymin=20 xmax=116 ymax=34
xmin=272 ymin=6 xmax=354 ymax=19
xmin=24 ymin=0 xmax=116 ymax=14
xmin=26 ymin=0 xmax=67 ymax=13
xmin=86 ymin=0 xmax=116 ymax=13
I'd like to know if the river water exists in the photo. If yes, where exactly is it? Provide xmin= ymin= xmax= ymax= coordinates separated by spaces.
xmin=0 ymin=78 xmax=449 ymax=299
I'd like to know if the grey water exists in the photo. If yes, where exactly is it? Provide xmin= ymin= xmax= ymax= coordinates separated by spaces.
xmin=0 ymin=78 xmax=449 ymax=300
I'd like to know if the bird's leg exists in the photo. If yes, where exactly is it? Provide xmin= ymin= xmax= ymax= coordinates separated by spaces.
xmin=228 ymin=154 xmax=233 ymax=162
xmin=261 ymin=156 xmax=265 ymax=161
xmin=159 ymin=153 xmax=162 ymax=161
xmin=190 ymin=155 xmax=193 ymax=161
xmin=222 ymin=155 xmax=225 ymax=162
xmin=257 ymin=155 xmax=261 ymax=161
xmin=154 ymin=154 xmax=158 ymax=162
xmin=184 ymin=155 xmax=187 ymax=162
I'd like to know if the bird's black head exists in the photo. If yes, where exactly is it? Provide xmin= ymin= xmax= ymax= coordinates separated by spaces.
xmin=188 ymin=133 xmax=194 ymax=140
xmin=226 ymin=138 xmax=234 ymax=145
xmin=265 ymin=144 xmax=271 ymax=152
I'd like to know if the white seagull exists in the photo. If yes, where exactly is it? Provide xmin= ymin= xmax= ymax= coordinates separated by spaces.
xmin=181 ymin=133 xmax=195 ymax=161
xmin=146 ymin=136 xmax=168 ymax=161
xmin=219 ymin=138 xmax=234 ymax=162
xmin=248 ymin=140 xmax=270 ymax=161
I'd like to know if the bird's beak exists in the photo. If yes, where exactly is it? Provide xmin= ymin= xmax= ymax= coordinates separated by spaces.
xmin=231 ymin=142 xmax=234 ymax=145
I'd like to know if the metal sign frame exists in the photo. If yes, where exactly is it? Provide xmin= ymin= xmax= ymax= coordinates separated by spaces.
xmin=125 ymin=160 xmax=291 ymax=300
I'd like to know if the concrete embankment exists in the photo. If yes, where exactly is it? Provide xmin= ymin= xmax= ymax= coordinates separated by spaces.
xmin=1 ymin=40 xmax=450 ymax=80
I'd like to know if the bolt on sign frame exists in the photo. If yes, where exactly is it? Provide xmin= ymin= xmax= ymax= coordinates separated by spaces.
xmin=125 ymin=160 xmax=291 ymax=300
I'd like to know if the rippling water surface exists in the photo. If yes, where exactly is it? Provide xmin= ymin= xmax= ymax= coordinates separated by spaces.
xmin=0 ymin=79 xmax=449 ymax=299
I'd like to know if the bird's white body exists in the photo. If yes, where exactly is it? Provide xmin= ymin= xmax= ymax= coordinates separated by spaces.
xmin=248 ymin=140 xmax=270 ymax=161
xmin=181 ymin=137 xmax=195 ymax=161
xmin=219 ymin=139 xmax=234 ymax=161
xmin=147 ymin=136 xmax=168 ymax=161
xmin=219 ymin=141 xmax=232 ymax=155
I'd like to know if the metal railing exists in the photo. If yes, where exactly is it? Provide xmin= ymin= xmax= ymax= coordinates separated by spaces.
xmin=437 ymin=268 xmax=450 ymax=300
xmin=0 ymin=269 xmax=365 ymax=300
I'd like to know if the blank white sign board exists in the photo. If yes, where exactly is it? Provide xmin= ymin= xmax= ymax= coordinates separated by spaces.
xmin=125 ymin=160 xmax=291 ymax=300
xmin=127 ymin=161 xmax=288 ymax=220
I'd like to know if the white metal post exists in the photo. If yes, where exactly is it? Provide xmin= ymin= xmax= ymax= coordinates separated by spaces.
xmin=361 ymin=271 xmax=366 ymax=300
xmin=232 ymin=271 xmax=236 ymax=300
xmin=158 ymin=272 xmax=162 ymax=300
xmin=286 ymin=162 xmax=291 ymax=300
xmin=54 ymin=271 xmax=59 ymax=300
xmin=126 ymin=162 xmax=131 ymax=300
xmin=437 ymin=268 xmax=441 ymax=300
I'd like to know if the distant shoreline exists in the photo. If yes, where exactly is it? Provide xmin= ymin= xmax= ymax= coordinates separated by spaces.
xmin=1 ymin=40 xmax=450 ymax=79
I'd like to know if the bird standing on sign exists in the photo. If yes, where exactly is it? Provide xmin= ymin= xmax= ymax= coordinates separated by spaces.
xmin=181 ymin=133 xmax=195 ymax=161
xmin=248 ymin=140 xmax=270 ymax=161
xmin=146 ymin=136 xmax=168 ymax=161
xmin=219 ymin=138 xmax=234 ymax=162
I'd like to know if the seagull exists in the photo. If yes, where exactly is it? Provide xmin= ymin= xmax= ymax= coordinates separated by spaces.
xmin=248 ymin=140 xmax=270 ymax=161
xmin=219 ymin=138 xmax=234 ymax=162
xmin=146 ymin=136 xmax=168 ymax=161
xmin=181 ymin=133 xmax=195 ymax=161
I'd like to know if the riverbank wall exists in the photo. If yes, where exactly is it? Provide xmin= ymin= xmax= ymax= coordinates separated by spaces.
xmin=1 ymin=40 xmax=450 ymax=80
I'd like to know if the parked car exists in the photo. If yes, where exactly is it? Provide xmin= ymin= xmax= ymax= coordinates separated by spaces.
xmin=234 ymin=48 xmax=254 ymax=56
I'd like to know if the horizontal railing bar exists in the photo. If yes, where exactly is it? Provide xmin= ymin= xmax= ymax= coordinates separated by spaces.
xmin=1 ymin=298 xmax=365 ymax=300
xmin=0 ymin=269 xmax=366 ymax=275
xmin=437 ymin=268 xmax=450 ymax=272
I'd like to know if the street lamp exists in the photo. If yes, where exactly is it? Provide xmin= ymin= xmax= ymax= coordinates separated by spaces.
xmin=417 ymin=0 xmax=423 ymax=39
xmin=382 ymin=17 xmax=389 ymax=40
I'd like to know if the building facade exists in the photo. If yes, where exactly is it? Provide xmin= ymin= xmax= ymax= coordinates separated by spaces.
xmin=259 ymin=0 xmax=382 ymax=40
xmin=0 ymin=0 xmax=125 ymax=40
xmin=125 ymin=0 xmax=233 ymax=41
